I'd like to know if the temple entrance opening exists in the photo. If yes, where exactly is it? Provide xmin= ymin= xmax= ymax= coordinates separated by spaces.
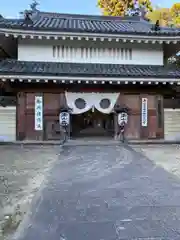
xmin=65 ymin=92 xmax=118 ymax=138
xmin=71 ymin=109 xmax=114 ymax=138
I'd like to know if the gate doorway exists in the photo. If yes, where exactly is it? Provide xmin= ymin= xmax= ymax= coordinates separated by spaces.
xmin=71 ymin=109 xmax=114 ymax=138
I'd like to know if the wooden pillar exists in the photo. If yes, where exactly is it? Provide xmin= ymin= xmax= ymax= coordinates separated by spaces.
xmin=140 ymin=94 xmax=158 ymax=139
xmin=114 ymin=93 xmax=121 ymax=139
xmin=114 ymin=113 xmax=118 ymax=139
xmin=156 ymin=95 xmax=164 ymax=139
xmin=17 ymin=92 xmax=26 ymax=140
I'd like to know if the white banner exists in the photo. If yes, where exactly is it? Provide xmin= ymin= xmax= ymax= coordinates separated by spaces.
xmin=65 ymin=92 xmax=119 ymax=114
xmin=35 ymin=96 xmax=43 ymax=130
xmin=141 ymin=98 xmax=148 ymax=127
xmin=94 ymin=93 xmax=119 ymax=114
xmin=65 ymin=92 xmax=93 ymax=114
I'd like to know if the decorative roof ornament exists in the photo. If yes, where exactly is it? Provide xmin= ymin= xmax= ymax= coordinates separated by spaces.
xmin=125 ymin=0 xmax=136 ymax=16
xmin=151 ymin=20 xmax=160 ymax=31
xmin=132 ymin=0 xmax=140 ymax=16
xmin=23 ymin=10 xmax=33 ymax=26
xmin=125 ymin=0 xmax=143 ymax=17
xmin=20 ymin=0 xmax=39 ymax=25
xmin=126 ymin=0 xmax=150 ymax=20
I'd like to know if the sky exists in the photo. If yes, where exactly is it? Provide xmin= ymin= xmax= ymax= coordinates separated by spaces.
xmin=0 ymin=0 xmax=178 ymax=18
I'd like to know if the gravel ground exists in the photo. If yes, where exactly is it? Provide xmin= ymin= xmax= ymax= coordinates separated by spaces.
xmin=132 ymin=144 xmax=180 ymax=178
xmin=12 ymin=144 xmax=180 ymax=239
xmin=0 ymin=145 xmax=59 ymax=239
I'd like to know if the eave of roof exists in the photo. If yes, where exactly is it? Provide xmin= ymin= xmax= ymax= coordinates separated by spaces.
xmin=0 ymin=11 xmax=180 ymax=39
xmin=0 ymin=60 xmax=179 ymax=81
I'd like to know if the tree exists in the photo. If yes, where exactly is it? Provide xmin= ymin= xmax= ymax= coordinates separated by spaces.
xmin=147 ymin=7 xmax=171 ymax=26
xmin=168 ymin=53 xmax=180 ymax=67
xmin=97 ymin=0 xmax=153 ymax=17
xmin=174 ymin=54 xmax=180 ymax=67
xmin=98 ymin=0 xmax=180 ymax=28
xmin=170 ymin=3 xmax=180 ymax=27
xmin=147 ymin=4 xmax=180 ymax=27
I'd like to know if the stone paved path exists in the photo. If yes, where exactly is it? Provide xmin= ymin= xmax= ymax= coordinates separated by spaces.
xmin=12 ymin=144 xmax=180 ymax=240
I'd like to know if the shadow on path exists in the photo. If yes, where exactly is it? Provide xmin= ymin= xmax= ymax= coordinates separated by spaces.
xmin=12 ymin=144 xmax=180 ymax=240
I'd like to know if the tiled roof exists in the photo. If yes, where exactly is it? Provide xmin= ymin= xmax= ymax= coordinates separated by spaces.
xmin=0 ymin=59 xmax=179 ymax=79
xmin=0 ymin=11 xmax=180 ymax=36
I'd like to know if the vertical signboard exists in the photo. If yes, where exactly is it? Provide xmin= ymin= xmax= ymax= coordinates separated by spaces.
xmin=141 ymin=98 xmax=148 ymax=127
xmin=35 ymin=96 xmax=43 ymax=130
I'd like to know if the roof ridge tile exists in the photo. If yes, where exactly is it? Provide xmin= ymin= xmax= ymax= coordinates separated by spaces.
xmin=0 ymin=10 xmax=179 ymax=36
xmin=0 ymin=59 xmax=179 ymax=79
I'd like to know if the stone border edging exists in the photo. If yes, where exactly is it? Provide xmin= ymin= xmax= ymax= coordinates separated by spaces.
xmin=0 ymin=140 xmax=180 ymax=145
